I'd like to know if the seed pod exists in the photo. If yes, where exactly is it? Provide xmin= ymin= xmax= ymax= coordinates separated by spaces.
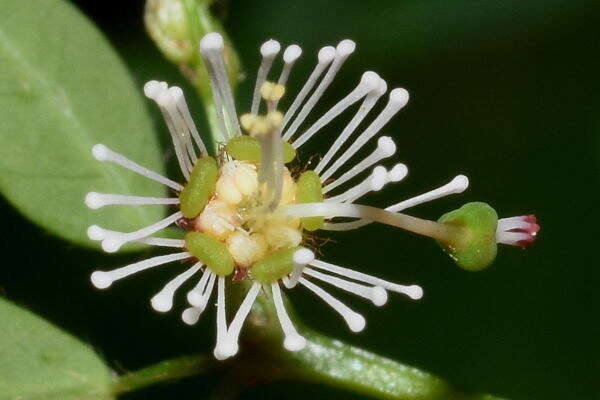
xmin=179 ymin=156 xmax=218 ymax=218
xmin=226 ymin=135 xmax=296 ymax=164
xmin=296 ymin=170 xmax=324 ymax=231
xmin=251 ymin=247 xmax=299 ymax=283
xmin=185 ymin=231 xmax=234 ymax=276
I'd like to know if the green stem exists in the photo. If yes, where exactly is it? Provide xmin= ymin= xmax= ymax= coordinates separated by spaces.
xmin=113 ymin=355 xmax=214 ymax=395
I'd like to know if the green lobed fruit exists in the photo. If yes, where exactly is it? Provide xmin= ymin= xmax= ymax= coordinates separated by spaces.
xmin=179 ymin=156 xmax=218 ymax=218
xmin=185 ymin=231 xmax=234 ymax=276
xmin=251 ymin=247 xmax=299 ymax=283
xmin=296 ymin=170 xmax=324 ymax=231
xmin=226 ymin=135 xmax=296 ymax=164
xmin=437 ymin=202 xmax=499 ymax=271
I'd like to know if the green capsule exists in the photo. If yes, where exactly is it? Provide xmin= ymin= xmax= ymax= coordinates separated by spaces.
xmin=179 ymin=156 xmax=218 ymax=218
xmin=185 ymin=232 xmax=234 ymax=276
xmin=437 ymin=202 xmax=499 ymax=271
xmin=296 ymin=170 xmax=324 ymax=231
xmin=226 ymin=135 xmax=296 ymax=164
xmin=251 ymin=247 xmax=299 ymax=283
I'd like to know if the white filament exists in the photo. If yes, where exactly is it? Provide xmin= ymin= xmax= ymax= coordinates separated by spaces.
xmin=323 ymin=136 xmax=396 ymax=193
xmin=278 ymin=44 xmax=302 ymax=86
xmin=182 ymin=272 xmax=216 ymax=325
xmin=151 ymin=264 xmax=201 ymax=312
xmin=325 ymin=166 xmax=387 ymax=203
xmin=299 ymin=277 xmax=365 ymax=332
xmin=251 ymin=39 xmax=281 ymax=115
xmin=496 ymin=231 xmax=530 ymax=245
xmin=272 ymin=282 xmax=306 ymax=351
xmin=282 ymin=40 xmax=356 ymax=141
xmin=217 ymin=282 xmax=261 ymax=360
xmin=316 ymin=78 xmax=387 ymax=176
xmin=87 ymin=226 xmax=183 ymax=248
xmin=170 ymin=85 xmax=208 ymax=156
xmin=281 ymin=46 xmax=336 ymax=136
xmin=284 ymin=248 xmax=315 ymax=289
xmin=497 ymin=216 xmax=530 ymax=231
xmin=303 ymin=268 xmax=388 ymax=306
xmin=292 ymin=71 xmax=380 ymax=148
xmin=187 ymin=268 xmax=212 ymax=307
xmin=85 ymin=192 xmax=179 ymax=209
xmin=213 ymin=276 xmax=229 ymax=360
xmin=100 ymin=211 xmax=183 ymax=253
xmin=310 ymin=259 xmax=423 ymax=300
xmin=90 ymin=252 xmax=190 ymax=290
xmin=92 ymin=144 xmax=183 ymax=191
xmin=320 ymin=88 xmax=409 ymax=180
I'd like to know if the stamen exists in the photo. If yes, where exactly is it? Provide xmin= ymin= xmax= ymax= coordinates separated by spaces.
xmin=496 ymin=215 xmax=539 ymax=247
xmin=325 ymin=166 xmax=387 ymax=203
xmin=283 ymin=202 xmax=464 ymax=243
xmin=92 ymin=144 xmax=183 ymax=191
xmin=292 ymin=71 xmax=380 ymax=148
xmin=169 ymin=86 xmax=208 ymax=156
xmin=272 ymin=282 xmax=306 ymax=351
xmin=299 ymin=277 xmax=365 ymax=332
xmin=90 ymin=252 xmax=190 ymax=289
xmin=151 ymin=263 xmax=201 ymax=312
xmin=187 ymin=268 xmax=212 ymax=307
xmin=496 ymin=231 xmax=531 ymax=245
xmin=309 ymin=259 xmax=423 ymax=300
xmin=85 ymin=192 xmax=179 ymax=209
xmin=183 ymin=271 xmax=216 ymax=325
xmin=316 ymin=78 xmax=387 ymax=175
xmin=284 ymin=248 xmax=315 ymax=289
xmin=213 ymin=276 xmax=229 ymax=360
xmin=200 ymin=33 xmax=240 ymax=136
xmin=87 ymin=226 xmax=184 ymax=248
xmin=217 ymin=282 xmax=261 ymax=360
xmin=323 ymin=136 xmax=396 ymax=193
xmin=182 ymin=307 xmax=202 ymax=325
xmin=320 ymin=88 xmax=409 ymax=180
xmin=100 ymin=211 xmax=183 ymax=253
xmin=281 ymin=46 xmax=336 ymax=136
xmin=278 ymin=44 xmax=302 ymax=86
xmin=282 ymin=40 xmax=356 ymax=141
xmin=251 ymin=39 xmax=281 ymax=115
xmin=324 ymin=175 xmax=469 ymax=231
xmin=303 ymin=268 xmax=388 ymax=306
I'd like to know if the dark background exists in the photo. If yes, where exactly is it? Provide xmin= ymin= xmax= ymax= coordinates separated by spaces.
xmin=1 ymin=0 xmax=599 ymax=399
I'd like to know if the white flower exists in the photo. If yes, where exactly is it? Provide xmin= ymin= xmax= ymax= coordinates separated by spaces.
xmin=86 ymin=32 xmax=538 ymax=360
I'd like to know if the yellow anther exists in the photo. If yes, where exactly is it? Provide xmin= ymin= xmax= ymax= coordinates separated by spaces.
xmin=240 ymin=113 xmax=258 ymax=132
xmin=260 ymin=81 xmax=286 ymax=102
xmin=266 ymin=111 xmax=284 ymax=128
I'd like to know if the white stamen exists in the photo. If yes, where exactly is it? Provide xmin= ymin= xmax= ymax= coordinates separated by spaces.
xmin=310 ymin=259 xmax=423 ymax=300
xmin=304 ymin=268 xmax=388 ymax=306
xmin=87 ymin=226 xmax=184 ymax=248
xmin=90 ymin=252 xmax=190 ymax=290
xmin=169 ymin=85 xmax=208 ymax=156
xmin=85 ymin=192 xmax=179 ymax=209
xmin=278 ymin=44 xmax=302 ymax=86
xmin=284 ymin=248 xmax=315 ymax=289
xmin=299 ymin=277 xmax=365 ymax=332
xmin=281 ymin=46 xmax=336 ymax=136
xmin=282 ymin=40 xmax=356 ymax=141
xmin=251 ymin=39 xmax=281 ymax=115
xmin=182 ymin=307 xmax=202 ymax=325
xmin=213 ymin=276 xmax=229 ymax=360
xmin=320 ymin=88 xmax=409 ymax=180
xmin=292 ymin=71 xmax=380 ymax=148
xmin=183 ymin=272 xmax=216 ymax=325
xmin=272 ymin=282 xmax=306 ymax=351
xmin=325 ymin=166 xmax=387 ymax=203
xmin=100 ymin=211 xmax=183 ymax=253
xmin=497 ymin=216 xmax=531 ymax=231
xmin=200 ymin=33 xmax=240 ymax=136
xmin=324 ymin=175 xmax=469 ymax=231
xmin=217 ymin=282 xmax=261 ymax=360
xmin=151 ymin=264 xmax=201 ymax=312
xmin=187 ymin=268 xmax=212 ymax=307
xmin=316 ymin=78 xmax=387 ymax=175
xmin=92 ymin=144 xmax=183 ymax=191
xmin=323 ymin=136 xmax=396 ymax=193
xmin=496 ymin=231 xmax=530 ymax=245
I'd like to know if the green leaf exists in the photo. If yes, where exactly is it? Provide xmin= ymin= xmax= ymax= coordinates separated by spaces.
xmin=0 ymin=297 xmax=113 ymax=399
xmin=0 ymin=0 xmax=166 ymax=248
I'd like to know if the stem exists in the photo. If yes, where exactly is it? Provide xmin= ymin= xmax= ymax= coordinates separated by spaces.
xmin=113 ymin=355 xmax=214 ymax=395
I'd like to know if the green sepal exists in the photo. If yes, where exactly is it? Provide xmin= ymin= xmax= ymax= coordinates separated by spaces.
xmin=437 ymin=202 xmax=498 ymax=271
xmin=226 ymin=135 xmax=296 ymax=164
xmin=185 ymin=231 xmax=234 ymax=276
xmin=179 ymin=156 xmax=218 ymax=218
xmin=251 ymin=247 xmax=299 ymax=283
xmin=296 ymin=170 xmax=324 ymax=231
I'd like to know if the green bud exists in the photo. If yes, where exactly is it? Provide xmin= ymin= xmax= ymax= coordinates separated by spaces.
xmin=296 ymin=170 xmax=325 ymax=231
xmin=185 ymin=232 xmax=234 ymax=276
xmin=225 ymin=136 xmax=296 ymax=164
xmin=251 ymin=247 xmax=299 ymax=283
xmin=179 ymin=156 xmax=218 ymax=218
xmin=144 ymin=0 xmax=196 ymax=63
xmin=437 ymin=202 xmax=498 ymax=271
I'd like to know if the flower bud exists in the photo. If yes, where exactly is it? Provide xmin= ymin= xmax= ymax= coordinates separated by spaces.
xmin=144 ymin=0 xmax=195 ymax=63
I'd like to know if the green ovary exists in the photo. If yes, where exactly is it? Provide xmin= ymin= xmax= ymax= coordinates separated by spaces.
xmin=185 ymin=231 xmax=234 ymax=276
xmin=296 ymin=170 xmax=324 ymax=231
xmin=251 ymin=247 xmax=299 ymax=283
xmin=179 ymin=156 xmax=218 ymax=218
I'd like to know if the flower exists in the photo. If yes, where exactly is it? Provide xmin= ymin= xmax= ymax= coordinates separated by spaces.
xmin=86 ymin=32 xmax=539 ymax=360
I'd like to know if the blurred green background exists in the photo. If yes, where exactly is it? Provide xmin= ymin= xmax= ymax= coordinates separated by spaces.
xmin=1 ymin=0 xmax=598 ymax=399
